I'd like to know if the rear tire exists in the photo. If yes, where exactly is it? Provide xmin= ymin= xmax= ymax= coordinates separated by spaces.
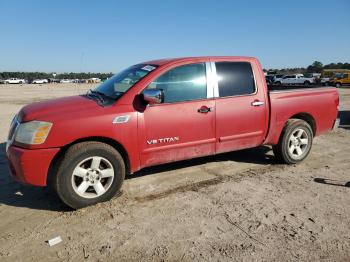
xmin=54 ymin=142 xmax=125 ymax=209
xmin=273 ymin=119 xmax=313 ymax=164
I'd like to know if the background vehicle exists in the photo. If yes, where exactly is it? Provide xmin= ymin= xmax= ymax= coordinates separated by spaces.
xmin=6 ymin=56 xmax=339 ymax=209
xmin=272 ymin=74 xmax=284 ymax=84
xmin=4 ymin=78 xmax=25 ymax=84
xmin=276 ymin=74 xmax=315 ymax=85
xmin=60 ymin=79 xmax=73 ymax=83
xmin=330 ymin=73 xmax=350 ymax=88
xmin=48 ymin=78 xmax=60 ymax=83
xmin=85 ymin=78 xmax=101 ymax=83
xmin=32 ymin=79 xmax=48 ymax=84
xmin=321 ymin=77 xmax=330 ymax=86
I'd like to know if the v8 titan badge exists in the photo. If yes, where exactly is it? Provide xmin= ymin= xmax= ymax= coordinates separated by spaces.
xmin=147 ymin=137 xmax=179 ymax=145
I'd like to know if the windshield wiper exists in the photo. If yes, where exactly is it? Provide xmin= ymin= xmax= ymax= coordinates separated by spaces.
xmin=92 ymin=90 xmax=117 ymax=100
xmin=87 ymin=89 xmax=117 ymax=103
xmin=86 ymin=90 xmax=105 ymax=104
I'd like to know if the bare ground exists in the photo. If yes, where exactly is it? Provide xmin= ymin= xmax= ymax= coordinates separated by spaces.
xmin=0 ymin=84 xmax=350 ymax=261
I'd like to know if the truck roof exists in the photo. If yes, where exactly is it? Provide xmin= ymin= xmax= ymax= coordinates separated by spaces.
xmin=143 ymin=56 xmax=256 ymax=66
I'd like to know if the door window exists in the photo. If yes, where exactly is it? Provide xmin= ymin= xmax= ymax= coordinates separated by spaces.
xmin=146 ymin=63 xmax=207 ymax=103
xmin=215 ymin=62 xmax=256 ymax=97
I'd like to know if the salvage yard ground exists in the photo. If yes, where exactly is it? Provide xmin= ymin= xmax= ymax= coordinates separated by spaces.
xmin=0 ymin=84 xmax=350 ymax=261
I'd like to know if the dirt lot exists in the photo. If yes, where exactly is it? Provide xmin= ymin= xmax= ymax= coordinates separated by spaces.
xmin=0 ymin=84 xmax=349 ymax=261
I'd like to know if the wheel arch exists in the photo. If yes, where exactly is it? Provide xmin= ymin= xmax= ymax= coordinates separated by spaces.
xmin=47 ymin=136 xmax=131 ymax=186
xmin=289 ymin=112 xmax=316 ymax=136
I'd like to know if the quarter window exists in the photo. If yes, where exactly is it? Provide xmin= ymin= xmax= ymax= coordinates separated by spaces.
xmin=215 ymin=62 xmax=255 ymax=97
xmin=147 ymin=63 xmax=207 ymax=103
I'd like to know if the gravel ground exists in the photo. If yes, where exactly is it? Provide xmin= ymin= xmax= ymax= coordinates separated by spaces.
xmin=0 ymin=84 xmax=349 ymax=261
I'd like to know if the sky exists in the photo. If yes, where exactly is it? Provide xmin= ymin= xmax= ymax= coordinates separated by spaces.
xmin=0 ymin=0 xmax=349 ymax=73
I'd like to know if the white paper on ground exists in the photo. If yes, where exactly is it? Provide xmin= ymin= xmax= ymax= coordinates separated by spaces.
xmin=47 ymin=236 xmax=62 ymax=246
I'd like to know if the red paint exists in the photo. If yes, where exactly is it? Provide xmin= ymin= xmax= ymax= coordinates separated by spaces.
xmin=7 ymin=146 xmax=59 ymax=186
xmin=7 ymin=56 xmax=339 ymax=187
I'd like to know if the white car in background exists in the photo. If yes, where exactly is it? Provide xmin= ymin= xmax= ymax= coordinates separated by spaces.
xmin=32 ymin=79 xmax=48 ymax=84
xmin=276 ymin=74 xmax=315 ymax=86
xmin=321 ymin=77 xmax=330 ymax=86
xmin=273 ymin=74 xmax=284 ymax=84
xmin=3 ymin=78 xmax=25 ymax=84
xmin=60 ymin=79 xmax=73 ymax=83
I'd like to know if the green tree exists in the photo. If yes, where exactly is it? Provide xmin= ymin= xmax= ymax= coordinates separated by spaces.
xmin=307 ymin=61 xmax=323 ymax=73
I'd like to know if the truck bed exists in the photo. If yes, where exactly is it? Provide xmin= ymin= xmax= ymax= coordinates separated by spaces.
xmin=264 ymin=85 xmax=339 ymax=145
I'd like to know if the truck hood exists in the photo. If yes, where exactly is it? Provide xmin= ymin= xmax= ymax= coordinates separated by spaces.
xmin=19 ymin=95 xmax=99 ymax=122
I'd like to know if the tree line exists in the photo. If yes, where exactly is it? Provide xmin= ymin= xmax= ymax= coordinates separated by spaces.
xmin=0 ymin=72 xmax=113 ymax=81
xmin=267 ymin=61 xmax=350 ymax=75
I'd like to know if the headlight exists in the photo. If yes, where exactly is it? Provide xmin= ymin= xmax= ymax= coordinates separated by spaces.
xmin=15 ymin=121 xmax=53 ymax=145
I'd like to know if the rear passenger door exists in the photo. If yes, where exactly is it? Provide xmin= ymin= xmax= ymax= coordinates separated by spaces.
xmin=213 ymin=61 xmax=268 ymax=153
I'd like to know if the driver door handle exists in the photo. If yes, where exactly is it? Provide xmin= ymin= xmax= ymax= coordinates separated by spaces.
xmin=198 ymin=106 xmax=212 ymax=113
xmin=251 ymin=100 xmax=264 ymax=107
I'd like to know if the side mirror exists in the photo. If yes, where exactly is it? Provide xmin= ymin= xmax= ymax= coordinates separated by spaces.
xmin=142 ymin=89 xmax=164 ymax=104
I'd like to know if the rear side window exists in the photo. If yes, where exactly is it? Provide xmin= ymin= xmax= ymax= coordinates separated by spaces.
xmin=147 ymin=63 xmax=207 ymax=103
xmin=215 ymin=62 xmax=255 ymax=97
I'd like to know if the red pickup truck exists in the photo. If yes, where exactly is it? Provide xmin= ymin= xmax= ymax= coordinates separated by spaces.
xmin=6 ymin=56 xmax=339 ymax=208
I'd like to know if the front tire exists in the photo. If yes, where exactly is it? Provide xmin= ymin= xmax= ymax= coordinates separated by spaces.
xmin=273 ymin=119 xmax=313 ymax=164
xmin=54 ymin=142 xmax=125 ymax=209
xmin=335 ymin=82 xmax=341 ymax=88
xmin=304 ymin=81 xmax=310 ymax=86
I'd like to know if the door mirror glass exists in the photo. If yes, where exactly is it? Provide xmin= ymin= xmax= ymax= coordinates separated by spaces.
xmin=142 ymin=89 xmax=164 ymax=104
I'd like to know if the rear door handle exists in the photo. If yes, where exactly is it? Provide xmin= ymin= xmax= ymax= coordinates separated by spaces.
xmin=251 ymin=101 xmax=264 ymax=107
xmin=198 ymin=106 xmax=212 ymax=113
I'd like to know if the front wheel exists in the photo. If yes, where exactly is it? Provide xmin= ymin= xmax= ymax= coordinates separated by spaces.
xmin=54 ymin=142 xmax=125 ymax=209
xmin=273 ymin=119 xmax=313 ymax=164
xmin=304 ymin=81 xmax=310 ymax=86
xmin=335 ymin=82 xmax=341 ymax=88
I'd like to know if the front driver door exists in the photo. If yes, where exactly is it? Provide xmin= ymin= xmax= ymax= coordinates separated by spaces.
xmin=138 ymin=62 xmax=216 ymax=168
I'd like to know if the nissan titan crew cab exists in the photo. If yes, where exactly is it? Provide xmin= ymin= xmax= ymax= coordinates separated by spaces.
xmin=6 ymin=56 xmax=339 ymax=209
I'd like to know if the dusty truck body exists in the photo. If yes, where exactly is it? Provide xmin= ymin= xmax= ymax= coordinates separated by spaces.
xmin=6 ymin=56 xmax=339 ymax=208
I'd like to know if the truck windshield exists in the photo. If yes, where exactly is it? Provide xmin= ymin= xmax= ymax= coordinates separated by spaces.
xmin=94 ymin=64 xmax=158 ymax=99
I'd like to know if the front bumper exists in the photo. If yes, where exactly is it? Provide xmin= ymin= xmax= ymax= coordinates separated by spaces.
xmin=6 ymin=145 xmax=60 ymax=186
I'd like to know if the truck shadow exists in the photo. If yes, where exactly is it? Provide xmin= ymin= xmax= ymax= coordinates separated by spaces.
xmin=339 ymin=110 xmax=350 ymax=130
xmin=314 ymin=177 xmax=350 ymax=188
xmin=131 ymin=146 xmax=273 ymax=179
xmin=0 ymin=142 xmax=273 ymax=211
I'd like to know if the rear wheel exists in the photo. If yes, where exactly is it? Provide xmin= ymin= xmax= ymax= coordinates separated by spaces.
xmin=273 ymin=119 xmax=313 ymax=164
xmin=54 ymin=142 xmax=125 ymax=209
